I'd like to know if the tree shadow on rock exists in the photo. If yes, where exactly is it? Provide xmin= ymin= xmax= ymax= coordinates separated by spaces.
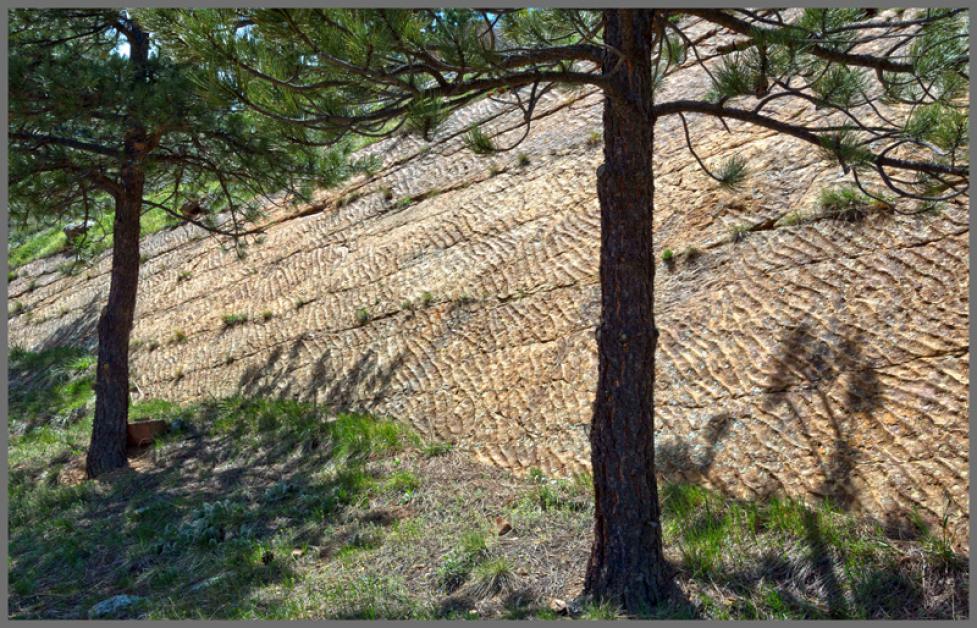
xmin=37 ymin=294 xmax=102 ymax=352
xmin=656 ymin=411 xmax=735 ymax=485
xmin=761 ymin=319 xmax=882 ymax=510
xmin=237 ymin=339 xmax=407 ymax=417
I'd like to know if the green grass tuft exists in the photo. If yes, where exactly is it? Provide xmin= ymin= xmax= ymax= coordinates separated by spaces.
xmin=463 ymin=127 xmax=495 ymax=155
xmin=716 ymin=155 xmax=749 ymax=189
xmin=421 ymin=441 xmax=452 ymax=458
xmin=355 ymin=307 xmax=370 ymax=326
xmin=729 ymin=223 xmax=751 ymax=242
xmin=580 ymin=600 xmax=621 ymax=620
xmin=471 ymin=556 xmax=518 ymax=598
xmin=817 ymin=185 xmax=876 ymax=222
xmin=222 ymin=313 xmax=249 ymax=328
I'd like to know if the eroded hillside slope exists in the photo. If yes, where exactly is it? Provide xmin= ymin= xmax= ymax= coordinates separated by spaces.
xmin=9 ymin=21 xmax=969 ymax=542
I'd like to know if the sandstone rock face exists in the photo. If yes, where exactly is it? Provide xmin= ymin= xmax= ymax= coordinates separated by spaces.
xmin=8 ymin=39 xmax=968 ymax=543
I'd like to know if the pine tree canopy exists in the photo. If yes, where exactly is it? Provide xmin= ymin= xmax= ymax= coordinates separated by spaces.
xmin=8 ymin=9 xmax=352 ymax=247
xmin=149 ymin=8 xmax=968 ymax=204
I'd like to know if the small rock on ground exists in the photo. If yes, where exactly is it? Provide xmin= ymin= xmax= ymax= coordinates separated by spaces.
xmin=88 ymin=594 xmax=144 ymax=618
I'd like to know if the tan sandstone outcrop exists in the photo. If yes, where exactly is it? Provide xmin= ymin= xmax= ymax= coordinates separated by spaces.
xmin=8 ymin=18 xmax=968 ymax=544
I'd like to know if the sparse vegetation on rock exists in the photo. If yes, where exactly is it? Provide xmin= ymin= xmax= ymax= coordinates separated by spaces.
xmin=222 ymin=313 xmax=248 ymax=328
xmin=355 ymin=307 xmax=371 ymax=326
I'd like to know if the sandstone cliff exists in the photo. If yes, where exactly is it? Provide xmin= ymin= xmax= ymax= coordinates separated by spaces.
xmin=8 ymin=35 xmax=969 ymax=542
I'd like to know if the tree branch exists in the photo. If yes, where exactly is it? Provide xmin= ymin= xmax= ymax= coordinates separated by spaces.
xmin=653 ymin=100 xmax=969 ymax=178
xmin=685 ymin=9 xmax=919 ymax=73
xmin=10 ymin=131 xmax=121 ymax=158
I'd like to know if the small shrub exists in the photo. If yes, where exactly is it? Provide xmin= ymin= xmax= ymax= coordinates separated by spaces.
xmin=437 ymin=554 xmax=471 ymax=593
xmin=471 ymin=556 xmax=518 ymax=598
xmin=661 ymin=248 xmax=674 ymax=262
xmin=777 ymin=211 xmax=803 ymax=227
xmin=516 ymin=152 xmax=530 ymax=167
xmin=383 ymin=470 xmax=421 ymax=503
xmin=421 ymin=441 xmax=452 ymax=458
xmin=527 ymin=467 xmax=547 ymax=484
xmin=172 ymin=330 xmax=188 ymax=344
xmin=464 ymin=127 xmax=495 ymax=155
xmin=729 ymin=224 xmax=750 ymax=243
xmin=222 ymin=313 xmax=248 ymax=328
xmin=58 ymin=262 xmax=80 ymax=276
xmin=437 ymin=529 xmax=490 ymax=592
xmin=355 ymin=307 xmax=370 ymax=326
xmin=818 ymin=185 xmax=872 ymax=222
xmin=420 ymin=291 xmax=434 ymax=307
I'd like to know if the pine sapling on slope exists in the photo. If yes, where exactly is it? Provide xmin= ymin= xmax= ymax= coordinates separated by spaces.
xmin=8 ymin=9 xmax=351 ymax=477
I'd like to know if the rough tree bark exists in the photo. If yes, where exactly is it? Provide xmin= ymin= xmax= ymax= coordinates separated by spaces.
xmin=86 ymin=23 xmax=149 ymax=478
xmin=584 ymin=9 xmax=671 ymax=612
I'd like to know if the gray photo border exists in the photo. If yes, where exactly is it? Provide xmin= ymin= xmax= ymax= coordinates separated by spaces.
xmin=1 ymin=1 xmax=973 ymax=626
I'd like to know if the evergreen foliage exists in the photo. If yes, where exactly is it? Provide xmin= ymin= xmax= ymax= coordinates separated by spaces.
xmin=8 ymin=9 xmax=350 ymax=249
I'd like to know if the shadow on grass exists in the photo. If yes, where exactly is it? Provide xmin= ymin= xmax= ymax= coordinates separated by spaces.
xmin=8 ymin=344 xmax=95 ymax=437
xmin=8 ymin=394 xmax=418 ymax=619
xmin=660 ymin=483 xmax=968 ymax=620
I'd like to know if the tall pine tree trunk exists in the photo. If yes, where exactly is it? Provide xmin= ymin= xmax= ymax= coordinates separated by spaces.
xmin=85 ymin=167 xmax=143 ymax=478
xmin=584 ymin=9 xmax=671 ymax=612
xmin=86 ymin=24 xmax=149 ymax=478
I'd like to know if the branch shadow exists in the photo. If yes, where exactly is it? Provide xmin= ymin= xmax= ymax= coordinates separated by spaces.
xmin=236 ymin=337 xmax=406 ymax=417
xmin=8 ymin=400 xmax=409 ymax=619
xmin=36 ymin=294 xmax=102 ymax=352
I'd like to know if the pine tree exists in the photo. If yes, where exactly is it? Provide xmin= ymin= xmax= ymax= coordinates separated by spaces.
xmin=8 ymin=9 xmax=347 ymax=478
xmin=138 ymin=8 xmax=969 ymax=611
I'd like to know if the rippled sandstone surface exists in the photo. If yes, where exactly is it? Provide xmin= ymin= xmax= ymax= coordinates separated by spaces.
xmin=9 ymin=30 xmax=968 ymax=543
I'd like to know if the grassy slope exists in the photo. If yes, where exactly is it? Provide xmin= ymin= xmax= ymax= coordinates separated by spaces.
xmin=8 ymin=194 xmax=190 ymax=273
xmin=7 ymin=348 xmax=969 ymax=620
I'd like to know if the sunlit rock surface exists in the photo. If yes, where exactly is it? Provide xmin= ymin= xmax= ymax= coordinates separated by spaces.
xmin=9 ymin=19 xmax=968 ymax=542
